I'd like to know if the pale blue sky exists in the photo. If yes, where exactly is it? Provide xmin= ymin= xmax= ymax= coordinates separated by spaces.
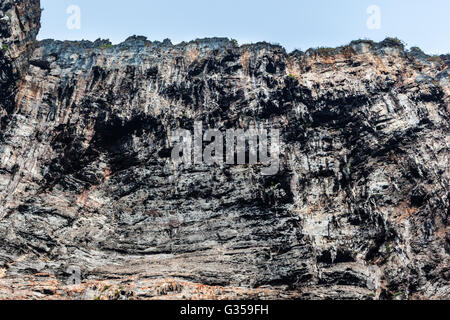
xmin=38 ymin=0 xmax=450 ymax=54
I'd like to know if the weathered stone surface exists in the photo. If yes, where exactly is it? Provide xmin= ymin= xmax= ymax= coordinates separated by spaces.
xmin=0 ymin=0 xmax=40 ymax=126
xmin=0 ymin=0 xmax=448 ymax=300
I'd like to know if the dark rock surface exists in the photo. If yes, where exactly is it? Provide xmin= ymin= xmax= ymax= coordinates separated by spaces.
xmin=0 ymin=0 xmax=448 ymax=300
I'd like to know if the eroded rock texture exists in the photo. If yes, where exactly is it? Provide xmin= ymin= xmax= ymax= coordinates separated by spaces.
xmin=0 ymin=0 xmax=449 ymax=300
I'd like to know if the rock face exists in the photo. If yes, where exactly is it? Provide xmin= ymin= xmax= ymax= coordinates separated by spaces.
xmin=0 ymin=0 xmax=40 ymax=125
xmin=0 ymin=0 xmax=449 ymax=300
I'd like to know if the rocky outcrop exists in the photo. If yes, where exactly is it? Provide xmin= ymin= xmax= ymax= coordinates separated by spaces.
xmin=0 ymin=0 xmax=448 ymax=300
xmin=0 ymin=0 xmax=40 ymax=122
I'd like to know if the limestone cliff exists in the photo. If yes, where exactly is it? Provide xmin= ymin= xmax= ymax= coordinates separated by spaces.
xmin=0 ymin=0 xmax=448 ymax=300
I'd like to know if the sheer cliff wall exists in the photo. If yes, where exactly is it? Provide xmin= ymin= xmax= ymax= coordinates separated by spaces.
xmin=0 ymin=0 xmax=448 ymax=299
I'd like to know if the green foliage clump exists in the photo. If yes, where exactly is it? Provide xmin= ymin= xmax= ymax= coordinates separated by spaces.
xmin=350 ymin=38 xmax=375 ymax=46
xmin=99 ymin=43 xmax=114 ymax=50
xmin=385 ymin=244 xmax=391 ymax=253
xmin=410 ymin=46 xmax=424 ymax=54
xmin=1 ymin=44 xmax=8 ymax=52
xmin=382 ymin=37 xmax=405 ymax=48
